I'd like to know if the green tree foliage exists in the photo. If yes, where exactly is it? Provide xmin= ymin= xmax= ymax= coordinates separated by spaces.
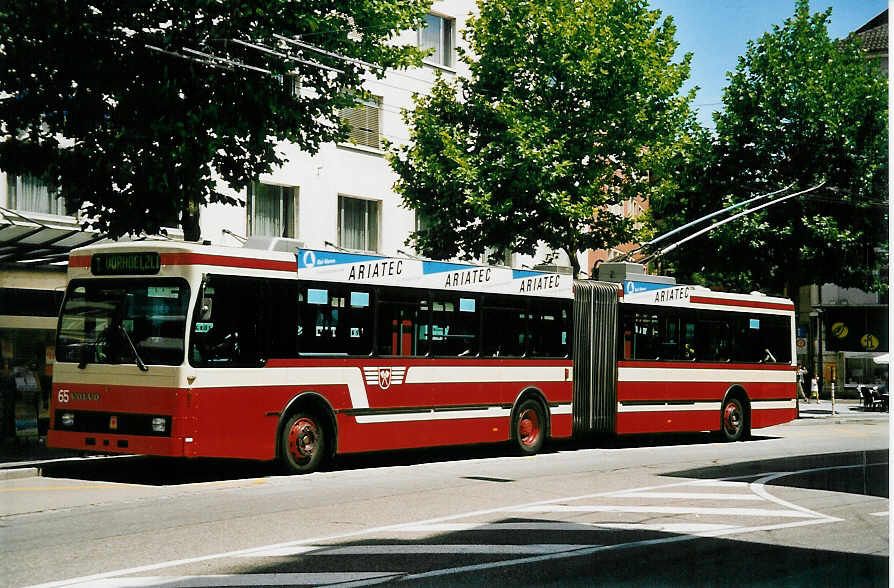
xmin=651 ymin=0 xmax=888 ymax=295
xmin=389 ymin=0 xmax=694 ymax=276
xmin=0 ymin=0 xmax=428 ymax=240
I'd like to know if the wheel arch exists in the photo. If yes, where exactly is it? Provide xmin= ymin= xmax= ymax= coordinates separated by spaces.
xmin=278 ymin=391 xmax=338 ymax=460
xmin=511 ymin=386 xmax=551 ymax=441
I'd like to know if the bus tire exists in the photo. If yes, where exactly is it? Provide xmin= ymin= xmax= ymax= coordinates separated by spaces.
xmin=280 ymin=412 xmax=325 ymax=474
xmin=721 ymin=397 xmax=746 ymax=442
xmin=513 ymin=399 xmax=546 ymax=455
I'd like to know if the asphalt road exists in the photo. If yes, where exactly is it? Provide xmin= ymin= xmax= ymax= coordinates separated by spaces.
xmin=1 ymin=416 xmax=888 ymax=587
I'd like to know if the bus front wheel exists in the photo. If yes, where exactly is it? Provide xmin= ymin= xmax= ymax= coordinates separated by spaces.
xmin=281 ymin=412 xmax=325 ymax=474
xmin=513 ymin=399 xmax=546 ymax=456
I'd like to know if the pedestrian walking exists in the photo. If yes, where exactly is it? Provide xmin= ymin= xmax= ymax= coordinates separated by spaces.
xmin=796 ymin=366 xmax=809 ymax=402
xmin=810 ymin=375 xmax=819 ymax=402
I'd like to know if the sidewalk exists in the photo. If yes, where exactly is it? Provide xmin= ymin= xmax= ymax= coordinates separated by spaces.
xmin=796 ymin=398 xmax=889 ymax=421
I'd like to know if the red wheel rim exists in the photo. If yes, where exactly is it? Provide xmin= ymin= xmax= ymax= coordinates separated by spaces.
xmin=518 ymin=408 xmax=540 ymax=447
xmin=724 ymin=401 xmax=742 ymax=436
xmin=287 ymin=417 xmax=318 ymax=463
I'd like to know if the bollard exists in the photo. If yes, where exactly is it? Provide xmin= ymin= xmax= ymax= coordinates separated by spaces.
xmin=831 ymin=382 xmax=835 ymax=415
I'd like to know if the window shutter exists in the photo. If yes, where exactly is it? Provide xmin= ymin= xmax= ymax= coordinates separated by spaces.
xmin=341 ymin=100 xmax=381 ymax=149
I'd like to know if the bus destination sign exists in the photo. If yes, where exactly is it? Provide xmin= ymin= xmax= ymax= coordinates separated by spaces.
xmin=91 ymin=252 xmax=161 ymax=276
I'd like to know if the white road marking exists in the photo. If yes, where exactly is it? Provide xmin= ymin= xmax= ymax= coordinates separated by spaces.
xmin=60 ymin=573 xmax=403 ymax=587
xmin=324 ymin=544 xmax=595 ymax=555
xmin=606 ymin=491 xmax=764 ymax=501
xmin=238 ymin=543 xmax=596 ymax=557
xmin=512 ymin=504 xmax=820 ymax=518
xmin=391 ymin=522 xmax=738 ymax=534
xmin=692 ymin=480 xmax=755 ymax=487
xmin=869 ymin=511 xmax=888 ymax=517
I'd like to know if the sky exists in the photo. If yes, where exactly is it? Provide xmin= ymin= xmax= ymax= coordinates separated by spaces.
xmin=647 ymin=0 xmax=888 ymax=129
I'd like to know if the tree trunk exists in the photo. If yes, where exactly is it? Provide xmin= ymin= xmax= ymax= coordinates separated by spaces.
xmin=181 ymin=194 xmax=201 ymax=242
xmin=564 ymin=246 xmax=581 ymax=279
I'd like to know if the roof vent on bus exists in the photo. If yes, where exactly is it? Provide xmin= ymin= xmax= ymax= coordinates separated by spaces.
xmin=242 ymin=236 xmax=306 ymax=253
xmin=597 ymin=262 xmax=676 ymax=286
xmin=532 ymin=264 xmax=573 ymax=275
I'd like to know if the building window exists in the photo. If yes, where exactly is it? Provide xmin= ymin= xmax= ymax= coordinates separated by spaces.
xmin=6 ymin=174 xmax=65 ymax=216
xmin=340 ymin=97 xmax=381 ymax=150
xmin=419 ymin=13 xmax=455 ymax=68
xmin=248 ymin=182 xmax=297 ymax=238
xmin=278 ymin=73 xmax=301 ymax=98
xmin=338 ymin=196 xmax=379 ymax=252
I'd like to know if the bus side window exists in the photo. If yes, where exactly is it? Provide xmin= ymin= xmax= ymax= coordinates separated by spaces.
xmin=735 ymin=315 xmax=792 ymax=364
xmin=430 ymin=295 xmax=479 ymax=357
xmin=528 ymin=300 xmax=569 ymax=358
xmin=482 ymin=295 xmax=526 ymax=357
xmin=633 ymin=312 xmax=661 ymax=360
xmin=267 ymin=279 xmax=298 ymax=359
xmin=375 ymin=288 xmax=429 ymax=357
xmin=190 ymin=276 xmax=265 ymax=367
xmin=698 ymin=316 xmax=732 ymax=362
xmin=346 ymin=289 xmax=373 ymax=355
xmin=297 ymin=286 xmax=343 ymax=355
xmin=660 ymin=314 xmax=681 ymax=360
xmin=759 ymin=315 xmax=792 ymax=363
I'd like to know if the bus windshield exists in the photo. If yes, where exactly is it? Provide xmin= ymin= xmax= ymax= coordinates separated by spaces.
xmin=56 ymin=278 xmax=190 ymax=367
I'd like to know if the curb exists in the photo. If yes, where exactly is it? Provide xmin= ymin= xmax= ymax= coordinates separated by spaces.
xmin=0 ymin=467 xmax=40 ymax=480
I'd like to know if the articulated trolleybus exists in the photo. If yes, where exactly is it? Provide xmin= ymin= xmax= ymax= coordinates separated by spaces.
xmin=48 ymin=239 xmax=797 ymax=473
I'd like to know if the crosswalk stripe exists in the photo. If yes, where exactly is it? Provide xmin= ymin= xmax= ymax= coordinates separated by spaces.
xmin=238 ymin=543 xmax=595 ymax=557
xmin=64 ymin=573 xmax=404 ymax=587
xmin=512 ymin=505 xmax=819 ymax=518
xmin=391 ymin=522 xmax=738 ymax=534
xmin=607 ymin=491 xmax=763 ymax=501
xmin=319 ymin=544 xmax=594 ymax=555
xmin=692 ymin=480 xmax=752 ymax=487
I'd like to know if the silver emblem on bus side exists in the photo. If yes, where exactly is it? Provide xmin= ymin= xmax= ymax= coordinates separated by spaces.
xmin=379 ymin=368 xmax=392 ymax=390
xmin=362 ymin=367 xmax=408 ymax=390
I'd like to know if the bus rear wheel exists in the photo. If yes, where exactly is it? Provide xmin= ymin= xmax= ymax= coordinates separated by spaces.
xmin=721 ymin=397 xmax=746 ymax=442
xmin=514 ymin=399 xmax=546 ymax=456
xmin=281 ymin=412 xmax=325 ymax=474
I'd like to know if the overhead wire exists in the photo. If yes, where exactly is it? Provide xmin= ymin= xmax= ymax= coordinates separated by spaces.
xmin=618 ymin=182 xmax=796 ymax=262
xmin=637 ymin=182 xmax=827 ymax=265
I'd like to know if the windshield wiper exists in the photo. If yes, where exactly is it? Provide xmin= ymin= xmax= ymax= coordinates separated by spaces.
xmin=118 ymin=324 xmax=149 ymax=372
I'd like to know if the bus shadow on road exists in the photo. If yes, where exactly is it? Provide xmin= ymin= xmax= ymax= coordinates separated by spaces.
xmin=664 ymin=449 xmax=889 ymax=498
xmin=38 ymin=432 xmax=787 ymax=485
xmin=39 ymin=455 xmax=279 ymax=485
xmin=230 ymin=516 xmax=887 ymax=586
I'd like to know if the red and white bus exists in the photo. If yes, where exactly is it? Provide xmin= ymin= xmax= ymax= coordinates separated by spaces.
xmin=47 ymin=239 xmax=796 ymax=473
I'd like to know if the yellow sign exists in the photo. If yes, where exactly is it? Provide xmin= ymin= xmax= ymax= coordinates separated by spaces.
xmin=860 ymin=334 xmax=880 ymax=351
xmin=830 ymin=322 xmax=849 ymax=339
